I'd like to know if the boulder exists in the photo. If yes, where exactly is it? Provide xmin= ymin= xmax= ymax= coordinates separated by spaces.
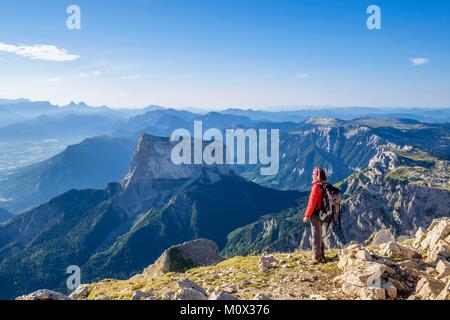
xmin=400 ymin=246 xmax=421 ymax=259
xmin=69 ymin=285 xmax=89 ymax=300
xmin=259 ymin=255 xmax=278 ymax=273
xmin=144 ymin=239 xmax=223 ymax=276
xmin=382 ymin=282 xmax=398 ymax=299
xmin=355 ymin=249 xmax=374 ymax=262
xmin=161 ymin=291 xmax=176 ymax=300
xmin=427 ymin=240 xmax=450 ymax=264
xmin=132 ymin=289 xmax=156 ymax=300
xmin=380 ymin=241 xmax=403 ymax=257
xmin=16 ymin=289 xmax=70 ymax=301
xmin=176 ymin=287 xmax=207 ymax=300
xmin=414 ymin=277 xmax=446 ymax=299
xmin=341 ymin=282 xmax=362 ymax=296
xmin=208 ymin=292 xmax=238 ymax=300
xmin=387 ymin=278 xmax=409 ymax=293
xmin=413 ymin=228 xmax=426 ymax=249
xmin=337 ymin=245 xmax=366 ymax=269
xmin=359 ymin=287 xmax=386 ymax=300
xmin=340 ymin=262 xmax=393 ymax=287
xmin=398 ymin=259 xmax=421 ymax=270
xmin=177 ymin=279 xmax=207 ymax=295
xmin=341 ymin=244 xmax=362 ymax=257
xmin=436 ymin=260 xmax=450 ymax=278
xmin=437 ymin=280 xmax=450 ymax=300
xmin=370 ymin=229 xmax=396 ymax=246
xmin=420 ymin=218 xmax=450 ymax=251
xmin=380 ymin=241 xmax=420 ymax=259
xmin=252 ymin=293 xmax=271 ymax=300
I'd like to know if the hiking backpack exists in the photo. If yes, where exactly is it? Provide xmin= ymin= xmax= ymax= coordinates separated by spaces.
xmin=319 ymin=184 xmax=341 ymax=225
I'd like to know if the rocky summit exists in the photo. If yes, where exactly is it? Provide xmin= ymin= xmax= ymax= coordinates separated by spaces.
xmin=19 ymin=218 xmax=449 ymax=301
xmin=120 ymin=134 xmax=233 ymax=215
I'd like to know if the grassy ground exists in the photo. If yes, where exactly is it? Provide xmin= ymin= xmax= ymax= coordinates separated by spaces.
xmin=83 ymin=249 xmax=347 ymax=300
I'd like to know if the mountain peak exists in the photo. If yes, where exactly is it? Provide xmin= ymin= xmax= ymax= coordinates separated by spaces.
xmin=64 ymin=101 xmax=89 ymax=109
xmin=120 ymin=134 xmax=233 ymax=214
xmin=122 ymin=134 xmax=231 ymax=187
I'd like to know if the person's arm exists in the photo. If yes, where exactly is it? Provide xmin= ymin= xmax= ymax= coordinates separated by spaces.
xmin=304 ymin=185 xmax=320 ymax=220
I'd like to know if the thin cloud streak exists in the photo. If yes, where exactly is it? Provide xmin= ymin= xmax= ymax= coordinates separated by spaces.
xmin=0 ymin=42 xmax=80 ymax=62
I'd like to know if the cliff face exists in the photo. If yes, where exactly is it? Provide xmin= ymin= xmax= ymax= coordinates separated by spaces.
xmin=238 ymin=124 xmax=386 ymax=191
xmin=340 ymin=147 xmax=450 ymax=243
xmin=119 ymin=134 xmax=233 ymax=215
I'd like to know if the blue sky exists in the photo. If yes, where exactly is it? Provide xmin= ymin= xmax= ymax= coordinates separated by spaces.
xmin=0 ymin=0 xmax=449 ymax=109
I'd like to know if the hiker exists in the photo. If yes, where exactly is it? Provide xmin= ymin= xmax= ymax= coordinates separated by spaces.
xmin=303 ymin=167 xmax=328 ymax=264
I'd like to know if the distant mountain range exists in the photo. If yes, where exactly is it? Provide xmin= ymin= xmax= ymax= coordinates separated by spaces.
xmin=222 ymin=107 xmax=450 ymax=123
xmin=0 ymin=99 xmax=162 ymax=128
xmin=0 ymin=208 xmax=13 ymax=224
xmin=1 ymin=112 xmax=448 ymax=214
xmin=0 ymin=136 xmax=136 ymax=213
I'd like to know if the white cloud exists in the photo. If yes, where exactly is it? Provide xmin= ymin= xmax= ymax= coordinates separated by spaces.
xmin=121 ymin=74 xmax=143 ymax=80
xmin=0 ymin=42 xmax=79 ymax=62
xmin=410 ymin=58 xmax=430 ymax=66
xmin=78 ymin=70 xmax=102 ymax=78
xmin=296 ymin=73 xmax=309 ymax=79
xmin=46 ymin=77 xmax=63 ymax=83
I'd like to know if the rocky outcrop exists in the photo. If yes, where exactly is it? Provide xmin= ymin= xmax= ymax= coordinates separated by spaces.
xmin=208 ymin=292 xmax=238 ymax=300
xmin=16 ymin=289 xmax=70 ymax=301
xmin=69 ymin=285 xmax=89 ymax=299
xmin=339 ymin=147 xmax=450 ymax=244
xmin=259 ymin=255 xmax=278 ymax=273
xmin=142 ymin=239 xmax=223 ymax=277
xmin=335 ymin=217 xmax=450 ymax=300
xmin=120 ymin=134 xmax=232 ymax=215
xmin=15 ymin=219 xmax=450 ymax=301
xmin=368 ymin=229 xmax=396 ymax=246
xmin=175 ymin=279 xmax=208 ymax=300
xmin=132 ymin=289 xmax=158 ymax=300
xmin=413 ymin=217 xmax=450 ymax=264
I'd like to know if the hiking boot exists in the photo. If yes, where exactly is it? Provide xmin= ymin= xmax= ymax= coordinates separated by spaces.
xmin=320 ymin=257 xmax=328 ymax=263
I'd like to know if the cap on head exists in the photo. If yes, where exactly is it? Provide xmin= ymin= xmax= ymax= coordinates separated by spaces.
xmin=313 ymin=167 xmax=320 ymax=177
xmin=313 ymin=167 xmax=327 ymax=181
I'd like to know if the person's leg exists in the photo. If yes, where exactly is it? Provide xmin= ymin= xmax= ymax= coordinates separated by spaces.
xmin=309 ymin=214 xmax=323 ymax=262
xmin=320 ymin=220 xmax=326 ymax=260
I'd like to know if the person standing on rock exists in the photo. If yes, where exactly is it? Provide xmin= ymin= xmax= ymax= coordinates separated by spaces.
xmin=303 ymin=167 xmax=327 ymax=264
